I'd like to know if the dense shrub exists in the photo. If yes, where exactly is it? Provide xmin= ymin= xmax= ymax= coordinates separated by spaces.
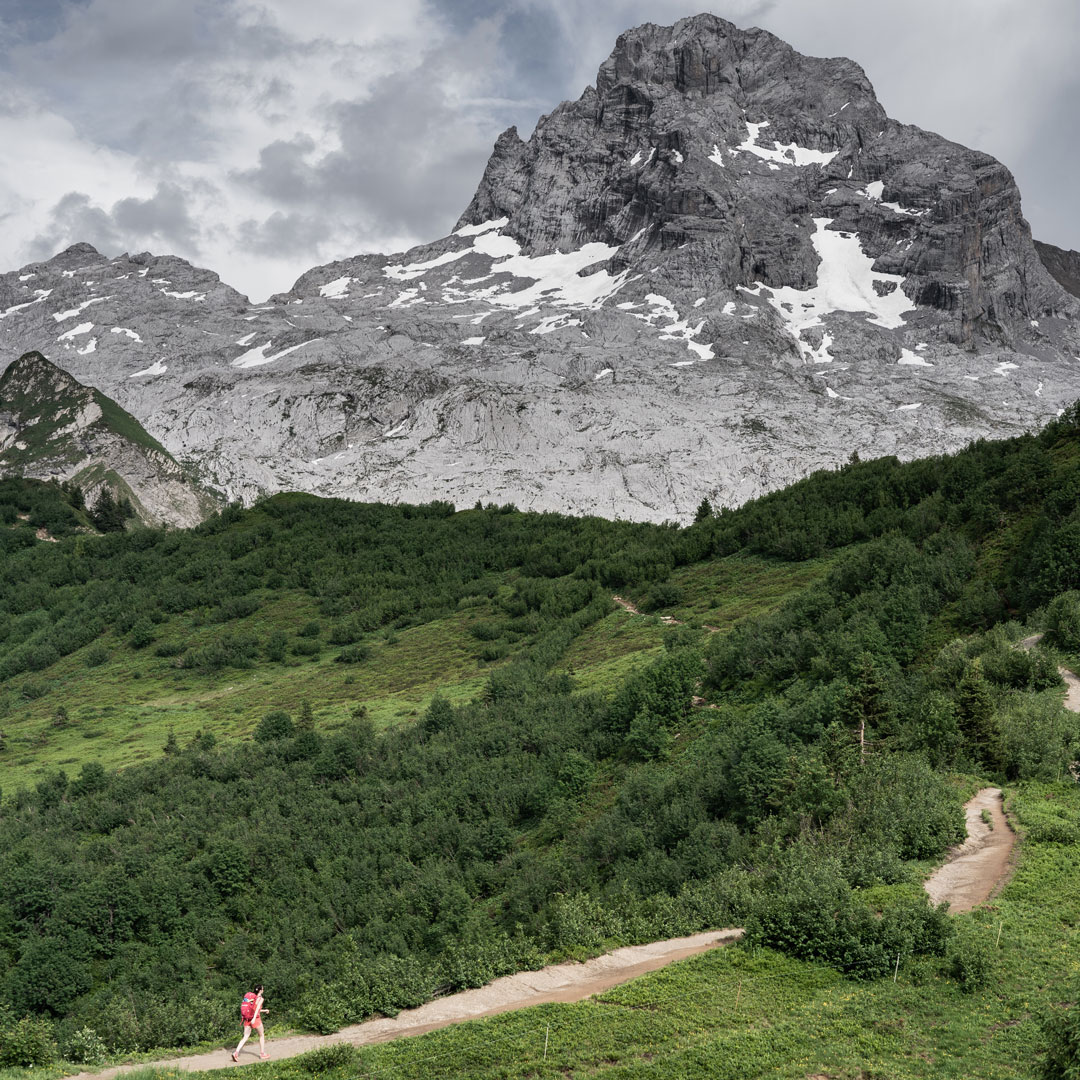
xmin=1047 ymin=592 xmax=1080 ymax=653
xmin=61 ymin=1026 xmax=108 ymax=1065
xmin=0 ymin=1011 xmax=56 ymax=1066
xmin=335 ymin=644 xmax=371 ymax=664
xmin=255 ymin=710 xmax=294 ymax=740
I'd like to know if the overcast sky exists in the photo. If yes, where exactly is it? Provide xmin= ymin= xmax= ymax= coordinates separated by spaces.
xmin=1 ymin=0 xmax=1076 ymax=300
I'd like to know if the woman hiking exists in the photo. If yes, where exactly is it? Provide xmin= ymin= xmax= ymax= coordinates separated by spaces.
xmin=231 ymin=985 xmax=269 ymax=1061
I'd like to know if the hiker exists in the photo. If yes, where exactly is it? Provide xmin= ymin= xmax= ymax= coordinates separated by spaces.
xmin=232 ymin=985 xmax=269 ymax=1061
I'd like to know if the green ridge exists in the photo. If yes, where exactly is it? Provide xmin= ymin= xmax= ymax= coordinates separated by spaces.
xmin=0 ymin=351 xmax=172 ymax=467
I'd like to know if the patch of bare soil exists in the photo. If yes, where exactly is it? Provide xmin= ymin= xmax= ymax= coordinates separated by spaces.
xmin=70 ymin=930 xmax=743 ymax=1078
xmin=924 ymin=788 xmax=1015 ymax=912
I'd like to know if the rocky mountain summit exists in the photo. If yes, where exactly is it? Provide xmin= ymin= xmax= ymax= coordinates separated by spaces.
xmin=0 ymin=14 xmax=1078 ymax=523
xmin=0 ymin=351 xmax=218 ymax=527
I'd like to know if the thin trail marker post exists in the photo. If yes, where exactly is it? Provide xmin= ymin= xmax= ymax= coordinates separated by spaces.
xmin=996 ymin=921 xmax=1003 ymax=947
xmin=734 ymin=980 xmax=742 ymax=1011
xmin=544 ymin=1024 xmax=550 ymax=1061
xmin=893 ymin=953 xmax=900 ymax=982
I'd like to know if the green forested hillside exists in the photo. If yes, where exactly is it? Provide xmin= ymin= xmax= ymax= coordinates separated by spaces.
xmin=3 ymin=408 xmax=1080 ymax=1073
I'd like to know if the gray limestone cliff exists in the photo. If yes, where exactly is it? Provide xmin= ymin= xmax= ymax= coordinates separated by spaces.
xmin=0 ymin=14 xmax=1078 ymax=523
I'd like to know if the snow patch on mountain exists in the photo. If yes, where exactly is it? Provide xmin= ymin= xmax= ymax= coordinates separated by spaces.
xmin=231 ymin=339 xmax=316 ymax=368
xmin=53 ymin=296 xmax=108 ymax=322
xmin=130 ymin=360 xmax=167 ymax=378
xmin=454 ymin=217 xmax=508 ymax=238
xmin=0 ymin=289 xmax=52 ymax=320
xmin=319 ymin=276 xmax=353 ymax=298
xmin=57 ymin=321 xmax=94 ymax=341
xmin=633 ymin=294 xmax=715 ymax=360
xmin=859 ymin=180 xmax=929 ymax=217
xmin=898 ymin=348 xmax=933 ymax=367
xmin=733 ymin=121 xmax=839 ymax=168
xmin=742 ymin=218 xmax=914 ymax=361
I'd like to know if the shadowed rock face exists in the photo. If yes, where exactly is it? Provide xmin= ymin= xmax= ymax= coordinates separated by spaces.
xmin=0 ymin=15 xmax=1078 ymax=523
xmin=1035 ymin=240 xmax=1080 ymax=300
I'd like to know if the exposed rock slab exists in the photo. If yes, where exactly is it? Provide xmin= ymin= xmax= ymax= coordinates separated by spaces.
xmin=1035 ymin=240 xmax=1080 ymax=300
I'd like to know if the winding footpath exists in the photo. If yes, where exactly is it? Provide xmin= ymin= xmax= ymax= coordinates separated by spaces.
xmin=1021 ymin=633 xmax=1080 ymax=711
xmin=923 ymin=635 xmax=1080 ymax=910
xmin=70 ymin=931 xmax=744 ymax=1079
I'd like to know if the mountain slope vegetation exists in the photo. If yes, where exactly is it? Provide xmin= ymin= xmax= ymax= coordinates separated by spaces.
xmin=2 ymin=409 xmax=1080 ymax=1073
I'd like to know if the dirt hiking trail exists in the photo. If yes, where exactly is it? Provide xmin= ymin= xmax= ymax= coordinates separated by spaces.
xmin=611 ymin=595 xmax=719 ymax=631
xmin=924 ymin=788 xmax=1015 ymax=912
xmin=72 ymin=930 xmax=744 ymax=1079
xmin=923 ymin=630 xmax=1080 ymax=909
xmin=1020 ymin=633 xmax=1080 ymax=711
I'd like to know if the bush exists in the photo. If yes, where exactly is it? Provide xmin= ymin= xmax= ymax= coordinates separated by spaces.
xmin=0 ymin=1013 xmax=57 ymax=1066
xmin=21 ymin=678 xmax=49 ymax=700
xmin=85 ymin=643 xmax=110 ymax=667
xmin=62 ymin=1025 xmax=108 ymax=1066
xmin=642 ymin=581 xmax=683 ymax=612
xmin=335 ymin=644 xmax=371 ymax=664
xmin=212 ymin=595 xmax=261 ymax=622
xmin=292 ymin=638 xmax=321 ymax=657
xmin=265 ymin=629 xmax=287 ymax=662
xmin=947 ymin=926 xmax=992 ymax=993
xmin=296 ymin=1043 xmax=361 ymax=1073
xmin=744 ymin=851 xmax=950 ymax=980
xmin=181 ymin=634 xmax=259 ymax=672
xmin=128 ymin=618 xmax=155 ymax=649
xmin=328 ymin=621 xmax=366 ymax=645
xmin=1047 ymin=592 xmax=1080 ymax=653
xmin=255 ymin=710 xmax=295 ymax=740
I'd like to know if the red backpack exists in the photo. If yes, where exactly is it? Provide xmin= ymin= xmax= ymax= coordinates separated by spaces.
xmin=240 ymin=993 xmax=258 ymax=1021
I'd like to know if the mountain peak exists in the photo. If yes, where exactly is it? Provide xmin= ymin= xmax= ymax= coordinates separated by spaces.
xmin=47 ymin=242 xmax=103 ymax=268
xmin=0 ymin=15 xmax=1078 ymax=525
xmin=0 ymin=350 xmax=85 ymax=397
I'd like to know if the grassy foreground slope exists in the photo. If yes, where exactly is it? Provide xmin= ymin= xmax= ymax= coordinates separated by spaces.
xmin=3 ymin=409 xmax=1080 ymax=1073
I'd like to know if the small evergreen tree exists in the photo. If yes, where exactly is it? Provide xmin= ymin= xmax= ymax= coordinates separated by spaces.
xmin=90 ymin=488 xmax=127 ymax=532
xmin=694 ymin=497 xmax=713 ymax=523
xmin=297 ymin=701 xmax=315 ymax=730
xmin=956 ymin=661 xmax=997 ymax=761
